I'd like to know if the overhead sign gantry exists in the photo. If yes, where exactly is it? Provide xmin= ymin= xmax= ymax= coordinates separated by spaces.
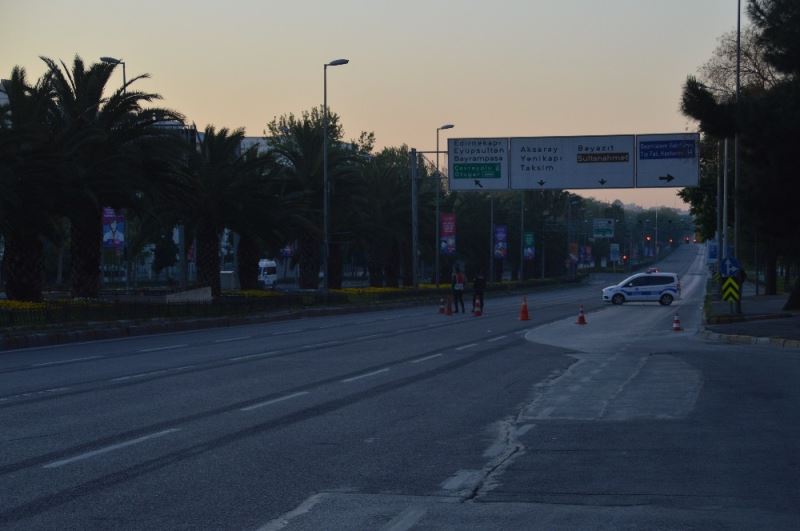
xmin=448 ymin=132 xmax=699 ymax=191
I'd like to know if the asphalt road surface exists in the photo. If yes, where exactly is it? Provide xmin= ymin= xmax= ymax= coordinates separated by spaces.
xmin=1 ymin=244 xmax=798 ymax=530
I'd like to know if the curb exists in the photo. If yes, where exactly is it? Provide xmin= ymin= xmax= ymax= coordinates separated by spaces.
xmin=700 ymin=330 xmax=800 ymax=350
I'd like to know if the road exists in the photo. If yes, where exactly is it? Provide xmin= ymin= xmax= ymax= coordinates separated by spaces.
xmin=1 ymin=244 xmax=798 ymax=529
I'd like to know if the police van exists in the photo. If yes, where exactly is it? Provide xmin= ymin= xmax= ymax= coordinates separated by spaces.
xmin=602 ymin=271 xmax=681 ymax=306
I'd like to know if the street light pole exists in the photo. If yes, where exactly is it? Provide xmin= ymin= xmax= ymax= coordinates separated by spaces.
xmin=322 ymin=58 xmax=349 ymax=292
xmin=435 ymin=123 xmax=454 ymax=287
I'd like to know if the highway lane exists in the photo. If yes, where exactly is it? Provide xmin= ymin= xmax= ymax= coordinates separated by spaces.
xmin=0 ymin=245 xmax=725 ymax=529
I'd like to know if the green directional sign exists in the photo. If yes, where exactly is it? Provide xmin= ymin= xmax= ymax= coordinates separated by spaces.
xmin=722 ymin=276 xmax=740 ymax=302
xmin=453 ymin=163 xmax=502 ymax=180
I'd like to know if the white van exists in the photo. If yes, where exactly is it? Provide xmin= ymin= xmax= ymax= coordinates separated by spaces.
xmin=258 ymin=259 xmax=278 ymax=289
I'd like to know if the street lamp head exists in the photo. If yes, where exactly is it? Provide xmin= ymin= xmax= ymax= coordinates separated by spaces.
xmin=327 ymin=58 xmax=349 ymax=66
xmin=439 ymin=124 xmax=455 ymax=130
xmin=100 ymin=56 xmax=123 ymax=65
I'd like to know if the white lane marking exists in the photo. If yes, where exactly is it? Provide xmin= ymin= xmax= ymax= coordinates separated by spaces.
xmin=410 ymin=353 xmax=443 ymax=364
xmin=271 ymin=329 xmax=302 ymax=336
xmin=355 ymin=334 xmax=382 ymax=341
xmin=256 ymin=493 xmax=328 ymax=531
xmin=229 ymin=350 xmax=281 ymax=361
xmin=304 ymin=341 xmax=340 ymax=349
xmin=241 ymin=391 xmax=310 ymax=412
xmin=382 ymin=505 xmax=428 ymax=531
xmin=110 ymin=364 xmax=196 ymax=382
xmin=487 ymin=335 xmax=507 ymax=342
xmin=214 ymin=335 xmax=251 ymax=343
xmin=341 ymin=368 xmax=390 ymax=383
xmin=111 ymin=373 xmax=146 ymax=382
xmin=456 ymin=343 xmax=478 ymax=351
xmin=43 ymin=429 xmax=180 ymax=469
xmin=0 ymin=387 xmax=72 ymax=402
xmin=137 ymin=344 xmax=188 ymax=353
xmin=32 ymin=356 xmax=102 ymax=367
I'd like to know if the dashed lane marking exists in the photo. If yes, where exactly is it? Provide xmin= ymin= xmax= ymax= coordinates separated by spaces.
xmin=410 ymin=353 xmax=443 ymax=364
xmin=456 ymin=343 xmax=478 ymax=351
xmin=32 ymin=356 xmax=102 ymax=367
xmin=240 ymin=391 xmax=310 ymax=412
xmin=341 ymin=368 xmax=391 ymax=383
xmin=43 ymin=428 xmax=180 ymax=469
xmin=214 ymin=336 xmax=252 ymax=343
xmin=137 ymin=344 xmax=188 ymax=353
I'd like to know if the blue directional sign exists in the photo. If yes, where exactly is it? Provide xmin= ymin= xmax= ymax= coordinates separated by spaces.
xmin=720 ymin=256 xmax=741 ymax=277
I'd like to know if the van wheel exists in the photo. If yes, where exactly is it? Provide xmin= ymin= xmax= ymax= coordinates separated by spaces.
xmin=659 ymin=294 xmax=674 ymax=306
xmin=611 ymin=294 xmax=625 ymax=305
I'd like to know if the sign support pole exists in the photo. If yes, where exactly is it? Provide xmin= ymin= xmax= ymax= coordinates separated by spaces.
xmin=410 ymin=148 xmax=418 ymax=287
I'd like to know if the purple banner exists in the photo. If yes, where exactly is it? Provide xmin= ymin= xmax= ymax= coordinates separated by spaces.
xmin=102 ymin=207 xmax=125 ymax=249
xmin=494 ymin=225 xmax=508 ymax=259
xmin=440 ymin=213 xmax=456 ymax=256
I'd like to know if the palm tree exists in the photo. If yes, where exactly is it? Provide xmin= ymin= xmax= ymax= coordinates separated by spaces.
xmin=180 ymin=126 xmax=287 ymax=298
xmin=0 ymin=67 xmax=60 ymax=301
xmin=43 ymin=55 xmax=184 ymax=298
xmin=351 ymin=147 xmax=412 ymax=287
xmin=266 ymin=107 xmax=364 ymax=289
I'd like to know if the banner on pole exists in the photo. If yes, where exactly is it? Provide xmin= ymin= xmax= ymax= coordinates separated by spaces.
xmin=102 ymin=207 xmax=125 ymax=250
xmin=494 ymin=225 xmax=508 ymax=259
xmin=610 ymin=243 xmax=621 ymax=263
xmin=440 ymin=213 xmax=457 ymax=256
xmin=523 ymin=232 xmax=535 ymax=260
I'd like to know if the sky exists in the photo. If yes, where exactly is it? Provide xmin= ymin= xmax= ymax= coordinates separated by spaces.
xmin=2 ymin=0 xmax=741 ymax=209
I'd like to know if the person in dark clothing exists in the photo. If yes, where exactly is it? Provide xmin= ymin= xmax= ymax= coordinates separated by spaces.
xmin=472 ymin=270 xmax=486 ymax=312
xmin=451 ymin=266 xmax=466 ymax=313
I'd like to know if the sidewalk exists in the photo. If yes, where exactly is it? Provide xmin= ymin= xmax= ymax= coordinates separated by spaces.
xmin=704 ymin=286 xmax=800 ymax=348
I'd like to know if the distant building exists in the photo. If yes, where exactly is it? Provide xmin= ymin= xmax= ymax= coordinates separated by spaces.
xmin=240 ymin=136 xmax=273 ymax=155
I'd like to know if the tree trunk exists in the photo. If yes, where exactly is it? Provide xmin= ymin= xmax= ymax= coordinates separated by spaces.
xmin=56 ymin=242 xmax=65 ymax=287
xmin=236 ymin=234 xmax=260 ymax=291
xmin=385 ymin=240 xmax=400 ymax=288
xmin=329 ymin=243 xmax=343 ymax=290
xmin=297 ymin=230 xmax=320 ymax=290
xmin=196 ymin=223 xmax=221 ymax=298
xmin=402 ymin=240 xmax=413 ymax=287
xmin=70 ymin=207 xmax=102 ymax=298
xmin=367 ymin=253 xmax=383 ymax=287
xmin=2 ymin=229 xmax=44 ymax=302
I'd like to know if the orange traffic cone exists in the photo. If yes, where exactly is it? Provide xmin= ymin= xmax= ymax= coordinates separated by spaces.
xmin=672 ymin=313 xmax=682 ymax=332
xmin=445 ymin=295 xmax=453 ymax=316
xmin=576 ymin=305 xmax=587 ymax=325
xmin=438 ymin=298 xmax=445 ymax=314
xmin=519 ymin=296 xmax=530 ymax=321
xmin=473 ymin=299 xmax=482 ymax=317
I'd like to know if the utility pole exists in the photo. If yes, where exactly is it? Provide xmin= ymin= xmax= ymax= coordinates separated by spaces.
xmin=489 ymin=196 xmax=494 ymax=283
xmin=410 ymin=148 xmax=418 ymax=287
xmin=519 ymin=193 xmax=525 ymax=280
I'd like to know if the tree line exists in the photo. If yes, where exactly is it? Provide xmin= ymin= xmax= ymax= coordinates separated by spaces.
xmin=1 ymin=56 xmax=688 ymax=303
xmin=679 ymin=0 xmax=800 ymax=306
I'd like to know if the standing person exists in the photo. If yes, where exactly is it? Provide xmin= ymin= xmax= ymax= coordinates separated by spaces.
xmin=472 ymin=270 xmax=486 ymax=312
xmin=451 ymin=266 xmax=466 ymax=313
